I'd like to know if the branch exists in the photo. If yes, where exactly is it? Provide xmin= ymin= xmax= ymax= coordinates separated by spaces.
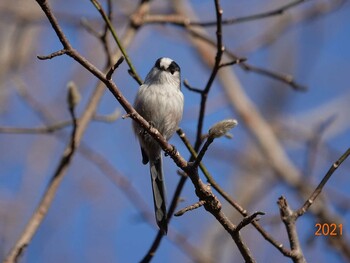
xmin=139 ymin=1 xmax=307 ymax=27
xmin=172 ymin=1 xmax=308 ymax=258
xmin=191 ymin=0 xmax=306 ymax=26
xmin=187 ymin=28 xmax=307 ymax=91
xmin=193 ymin=119 xmax=238 ymax=168
xmin=0 ymin=121 xmax=71 ymax=134
xmin=176 ymin=127 xmax=291 ymax=255
xmin=296 ymin=147 xmax=350 ymax=217
xmin=140 ymin=175 xmax=188 ymax=263
xmin=133 ymin=3 xmax=307 ymax=91
xmin=277 ymin=197 xmax=306 ymax=263
xmin=37 ymin=49 xmax=67 ymax=60
xmin=106 ymin=56 xmax=124 ymax=80
xmin=194 ymin=0 xmax=225 ymax=149
xmin=32 ymin=6 xmax=241 ymax=263
xmin=239 ymin=63 xmax=307 ymax=91
xmin=4 ymin=88 xmax=79 ymax=263
xmin=174 ymin=200 xmax=206 ymax=216
xmin=34 ymin=1 xmax=170 ymax=165
xmin=219 ymin=57 xmax=247 ymax=68
xmin=76 ymin=140 xmax=213 ymax=263
xmin=236 ymin=211 xmax=265 ymax=233
xmin=275 ymin=147 xmax=350 ymax=263
xmin=4 ymin=0 xmax=148 ymax=261
xmin=183 ymin=79 xmax=202 ymax=93
xmin=90 ymin=0 xmax=143 ymax=85
xmin=0 ymin=110 xmax=121 ymax=134
xmin=141 ymin=1 xmax=237 ymax=259
xmin=185 ymin=164 xmax=256 ymax=263
xmin=81 ymin=0 xmax=113 ymax=67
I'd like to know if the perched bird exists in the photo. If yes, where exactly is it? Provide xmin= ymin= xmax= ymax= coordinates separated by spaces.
xmin=133 ymin=57 xmax=184 ymax=234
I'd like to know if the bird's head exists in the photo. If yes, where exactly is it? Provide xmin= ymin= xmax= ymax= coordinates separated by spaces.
xmin=144 ymin=57 xmax=181 ymax=87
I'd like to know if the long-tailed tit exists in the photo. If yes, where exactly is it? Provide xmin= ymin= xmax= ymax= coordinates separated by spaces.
xmin=133 ymin=57 xmax=184 ymax=234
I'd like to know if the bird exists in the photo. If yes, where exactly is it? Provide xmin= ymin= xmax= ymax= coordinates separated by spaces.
xmin=133 ymin=57 xmax=184 ymax=234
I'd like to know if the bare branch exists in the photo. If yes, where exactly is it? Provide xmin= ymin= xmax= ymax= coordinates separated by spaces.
xmin=106 ymin=56 xmax=124 ymax=80
xmin=4 ymin=88 xmax=79 ymax=263
xmin=90 ymin=0 xmax=143 ymax=84
xmin=240 ymin=63 xmax=307 ymax=91
xmin=4 ymin=0 xmax=149 ymax=261
xmin=140 ymin=1 xmax=306 ymax=28
xmin=236 ymin=211 xmax=265 ymax=233
xmin=183 ymin=79 xmax=203 ymax=93
xmin=138 ymin=1 xmax=306 ymax=27
xmin=176 ymin=127 xmax=290 ymax=255
xmin=80 ymin=17 xmax=102 ymax=38
xmin=0 ymin=110 xmax=121 ymax=135
xmin=187 ymin=28 xmax=307 ymax=91
xmin=194 ymin=0 xmax=225 ymax=149
xmin=0 ymin=121 xmax=72 ymax=134
xmin=191 ymin=0 xmax=307 ymax=26
xmin=93 ymin=108 xmax=121 ymax=122
xmin=296 ymin=147 xmax=350 ymax=217
xmin=219 ymin=57 xmax=247 ymax=68
xmin=37 ymin=49 xmax=67 ymax=60
xmin=277 ymin=197 xmax=306 ymax=263
xmin=174 ymin=200 xmax=206 ymax=217
xmin=135 ymin=3 xmax=307 ymax=91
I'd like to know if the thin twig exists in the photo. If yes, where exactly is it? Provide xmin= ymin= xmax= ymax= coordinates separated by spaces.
xmin=93 ymin=108 xmax=121 ymax=122
xmin=236 ymin=212 xmax=265 ymax=232
xmin=135 ymin=3 xmax=307 ymax=90
xmin=81 ymin=0 xmax=113 ymax=67
xmin=239 ymin=63 xmax=307 ymax=91
xmin=137 ymin=10 xmax=306 ymax=90
xmin=0 ymin=121 xmax=71 ymax=134
xmin=183 ymin=79 xmax=202 ymax=93
xmin=191 ymin=0 xmax=306 ymax=26
xmin=37 ymin=49 xmax=67 ymax=60
xmin=174 ymin=200 xmax=206 ymax=216
xmin=219 ymin=57 xmax=247 ymax=68
xmin=194 ymin=0 xmax=225 ymax=150
xmin=192 ymin=137 xmax=214 ymax=168
xmin=80 ymin=17 xmax=101 ymax=38
xmin=187 ymin=28 xmax=307 ymax=91
xmin=0 ymin=111 xmax=121 ymax=134
xmin=139 ymin=1 xmax=306 ymax=28
xmin=90 ymin=0 xmax=143 ymax=85
xmin=4 ymin=92 xmax=79 ymax=263
xmin=296 ymin=147 xmax=350 ymax=217
xmin=303 ymin=116 xmax=336 ymax=178
xmin=106 ymin=56 xmax=124 ymax=79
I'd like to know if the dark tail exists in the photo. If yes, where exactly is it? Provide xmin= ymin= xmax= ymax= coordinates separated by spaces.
xmin=150 ymin=156 xmax=167 ymax=234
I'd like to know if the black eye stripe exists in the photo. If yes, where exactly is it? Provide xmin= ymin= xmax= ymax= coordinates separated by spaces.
xmin=168 ymin=61 xmax=180 ymax=74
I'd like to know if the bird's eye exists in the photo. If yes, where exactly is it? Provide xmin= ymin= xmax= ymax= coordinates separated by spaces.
xmin=168 ymin=61 xmax=180 ymax=75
